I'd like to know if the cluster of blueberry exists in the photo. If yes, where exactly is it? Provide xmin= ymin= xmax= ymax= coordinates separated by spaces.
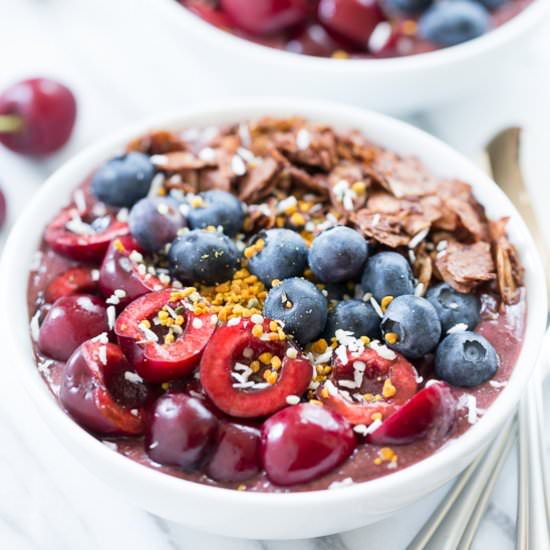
xmin=91 ymin=150 xmax=499 ymax=388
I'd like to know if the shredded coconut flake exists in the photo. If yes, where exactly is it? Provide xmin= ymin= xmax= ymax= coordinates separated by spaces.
xmin=328 ymin=477 xmax=354 ymax=490
xmin=296 ymin=128 xmax=311 ymax=150
xmin=447 ymin=323 xmax=468 ymax=334
xmin=124 ymin=371 xmax=144 ymax=384
xmin=192 ymin=318 xmax=203 ymax=329
xmin=369 ymin=340 xmax=396 ymax=360
xmin=231 ymin=154 xmax=247 ymax=176
xmin=107 ymin=306 xmax=116 ymax=331
xmin=98 ymin=345 xmax=108 ymax=366
xmin=408 ymin=227 xmax=430 ymax=249
xmin=369 ymin=296 xmax=384 ymax=318
xmin=286 ymin=395 xmax=301 ymax=405
xmin=30 ymin=310 xmax=41 ymax=341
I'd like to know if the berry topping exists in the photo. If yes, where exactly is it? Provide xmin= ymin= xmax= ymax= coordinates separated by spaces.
xmin=38 ymin=294 xmax=109 ymax=361
xmin=91 ymin=152 xmax=155 ymax=208
xmin=368 ymin=381 xmax=457 ymax=445
xmin=383 ymin=0 xmax=433 ymax=14
xmin=319 ymin=347 xmax=417 ymax=424
xmin=263 ymin=278 xmax=328 ymax=345
xmin=0 ymin=186 xmax=6 ymax=229
xmin=44 ymin=206 xmax=129 ymax=263
xmin=317 ymin=0 xmax=385 ymax=45
xmin=419 ymin=0 xmax=490 ymax=47
xmin=60 ymin=339 xmax=149 ymax=435
xmin=286 ymin=23 xmax=346 ymax=57
xmin=0 ymin=78 xmax=76 ymax=156
xmin=205 ymin=422 xmax=262 ymax=482
xmin=200 ymin=317 xmax=313 ymax=418
xmin=308 ymin=226 xmax=368 ymax=283
xmin=247 ymin=228 xmax=308 ymax=287
xmin=426 ymin=282 xmax=480 ymax=333
xmin=145 ymin=393 xmax=219 ymax=469
xmin=220 ymin=0 xmax=308 ymax=35
xmin=45 ymin=266 xmax=99 ymax=303
xmin=187 ymin=190 xmax=244 ymax=237
xmin=381 ymin=295 xmax=441 ymax=359
xmin=324 ymin=299 xmax=380 ymax=340
xmin=129 ymin=197 xmax=185 ymax=253
xmin=99 ymin=236 xmax=167 ymax=306
xmin=361 ymin=251 xmax=415 ymax=302
xmin=115 ymin=289 xmax=217 ymax=382
xmin=168 ymin=229 xmax=240 ymax=285
xmin=434 ymin=331 xmax=499 ymax=387
xmin=261 ymin=403 xmax=356 ymax=486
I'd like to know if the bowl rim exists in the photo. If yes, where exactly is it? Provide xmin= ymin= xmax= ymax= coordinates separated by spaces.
xmin=154 ymin=0 xmax=549 ymax=73
xmin=1 ymin=97 xmax=546 ymax=507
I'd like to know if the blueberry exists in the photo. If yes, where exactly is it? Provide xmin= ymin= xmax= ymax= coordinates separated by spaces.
xmin=308 ymin=226 xmax=368 ymax=283
xmin=475 ymin=0 xmax=508 ymax=9
xmin=426 ymin=283 xmax=480 ymax=334
xmin=385 ymin=0 xmax=433 ymax=14
xmin=168 ymin=229 xmax=240 ymax=285
xmin=324 ymin=300 xmax=380 ymax=340
xmin=381 ymin=295 xmax=441 ymax=359
xmin=187 ymin=190 xmax=244 ymax=237
xmin=419 ymin=0 xmax=490 ymax=47
xmin=91 ymin=152 xmax=155 ymax=208
xmin=248 ymin=229 xmax=308 ymax=287
xmin=263 ymin=278 xmax=328 ymax=345
xmin=361 ymin=251 xmax=415 ymax=302
xmin=435 ymin=331 xmax=499 ymax=386
xmin=129 ymin=197 xmax=185 ymax=253
xmin=324 ymin=282 xmax=355 ymax=302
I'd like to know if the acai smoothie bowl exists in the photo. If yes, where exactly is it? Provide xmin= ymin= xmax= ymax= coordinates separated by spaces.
xmin=0 ymin=99 xmax=545 ymax=539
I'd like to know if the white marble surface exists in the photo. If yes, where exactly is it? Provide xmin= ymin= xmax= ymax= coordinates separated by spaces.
xmin=1 ymin=0 xmax=550 ymax=547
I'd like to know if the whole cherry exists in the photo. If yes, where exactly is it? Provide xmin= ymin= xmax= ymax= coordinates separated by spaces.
xmin=220 ymin=0 xmax=308 ymax=36
xmin=0 ymin=78 xmax=77 ymax=156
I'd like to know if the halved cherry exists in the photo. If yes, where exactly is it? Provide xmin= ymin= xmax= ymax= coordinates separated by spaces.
xmin=186 ymin=2 xmax=234 ymax=29
xmin=60 ymin=338 xmax=150 ymax=435
xmin=318 ymin=347 xmax=417 ymax=425
xmin=99 ymin=235 xmax=167 ymax=307
xmin=200 ymin=317 xmax=313 ymax=418
xmin=44 ymin=206 xmax=128 ymax=262
xmin=44 ymin=266 xmax=99 ymax=303
xmin=368 ymin=382 xmax=457 ymax=446
xmin=115 ymin=288 xmax=217 ymax=383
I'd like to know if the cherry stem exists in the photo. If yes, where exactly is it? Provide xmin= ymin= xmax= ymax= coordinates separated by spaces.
xmin=0 ymin=114 xmax=24 ymax=134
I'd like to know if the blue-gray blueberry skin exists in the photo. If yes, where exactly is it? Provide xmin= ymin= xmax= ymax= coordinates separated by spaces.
xmin=435 ymin=331 xmax=499 ymax=387
xmin=91 ymin=152 xmax=155 ymax=208
xmin=168 ymin=229 xmax=240 ymax=286
xmin=381 ymin=295 xmax=441 ymax=359
xmin=263 ymin=278 xmax=328 ymax=345
xmin=247 ymin=229 xmax=308 ymax=287
xmin=426 ymin=283 xmax=481 ymax=334
xmin=361 ymin=251 xmax=415 ymax=302
xmin=324 ymin=299 xmax=381 ymax=340
xmin=308 ymin=226 xmax=368 ymax=283
xmin=385 ymin=0 xmax=433 ymax=14
xmin=419 ymin=0 xmax=490 ymax=47
xmin=187 ymin=190 xmax=244 ymax=237
xmin=129 ymin=197 xmax=185 ymax=253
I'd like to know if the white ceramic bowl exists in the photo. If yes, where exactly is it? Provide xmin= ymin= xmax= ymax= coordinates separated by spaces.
xmin=1 ymin=98 xmax=546 ymax=539
xmin=153 ymin=0 xmax=549 ymax=114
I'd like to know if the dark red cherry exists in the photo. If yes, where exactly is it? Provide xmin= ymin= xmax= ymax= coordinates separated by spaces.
xmin=145 ymin=393 xmax=219 ymax=469
xmin=318 ymin=347 xmax=417 ymax=425
xmin=60 ymin=339 xmax=148 ymax=435
xmin=0 ymin=186 xmax=6 ymax=229
xmin=200 ymin=317 xmax=313 ymax=418
xmin=38 ymin=294 xmax=109 ymax=361
xmin=44 ymin=266 xmax=99 ymax=303
xmin=99 ymin=236 xmax=167 ymax=307
xmin=318 ymin=0 xmax=385 ymax=45
xmin=186 ymin=2 xmax=234 ymax=28
xmin=0 ymin=78 xmax=77 ymax=156
xmin=368 ymin=382 xmax=457 ymax=446
xmin=286 ymin=23 xmax=344 ymax=56
xmin=206 ymin=422 xmax=262 ymax=482
xmin=262 ymin=403 xmax=356 ymax=486
xmin=115 ymin=289 xmax=216 ymax=382
xmin=44 ymin=206 xmax=129 ymax=263
xmin=220 ymin=0 xmax=308 ymax=35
